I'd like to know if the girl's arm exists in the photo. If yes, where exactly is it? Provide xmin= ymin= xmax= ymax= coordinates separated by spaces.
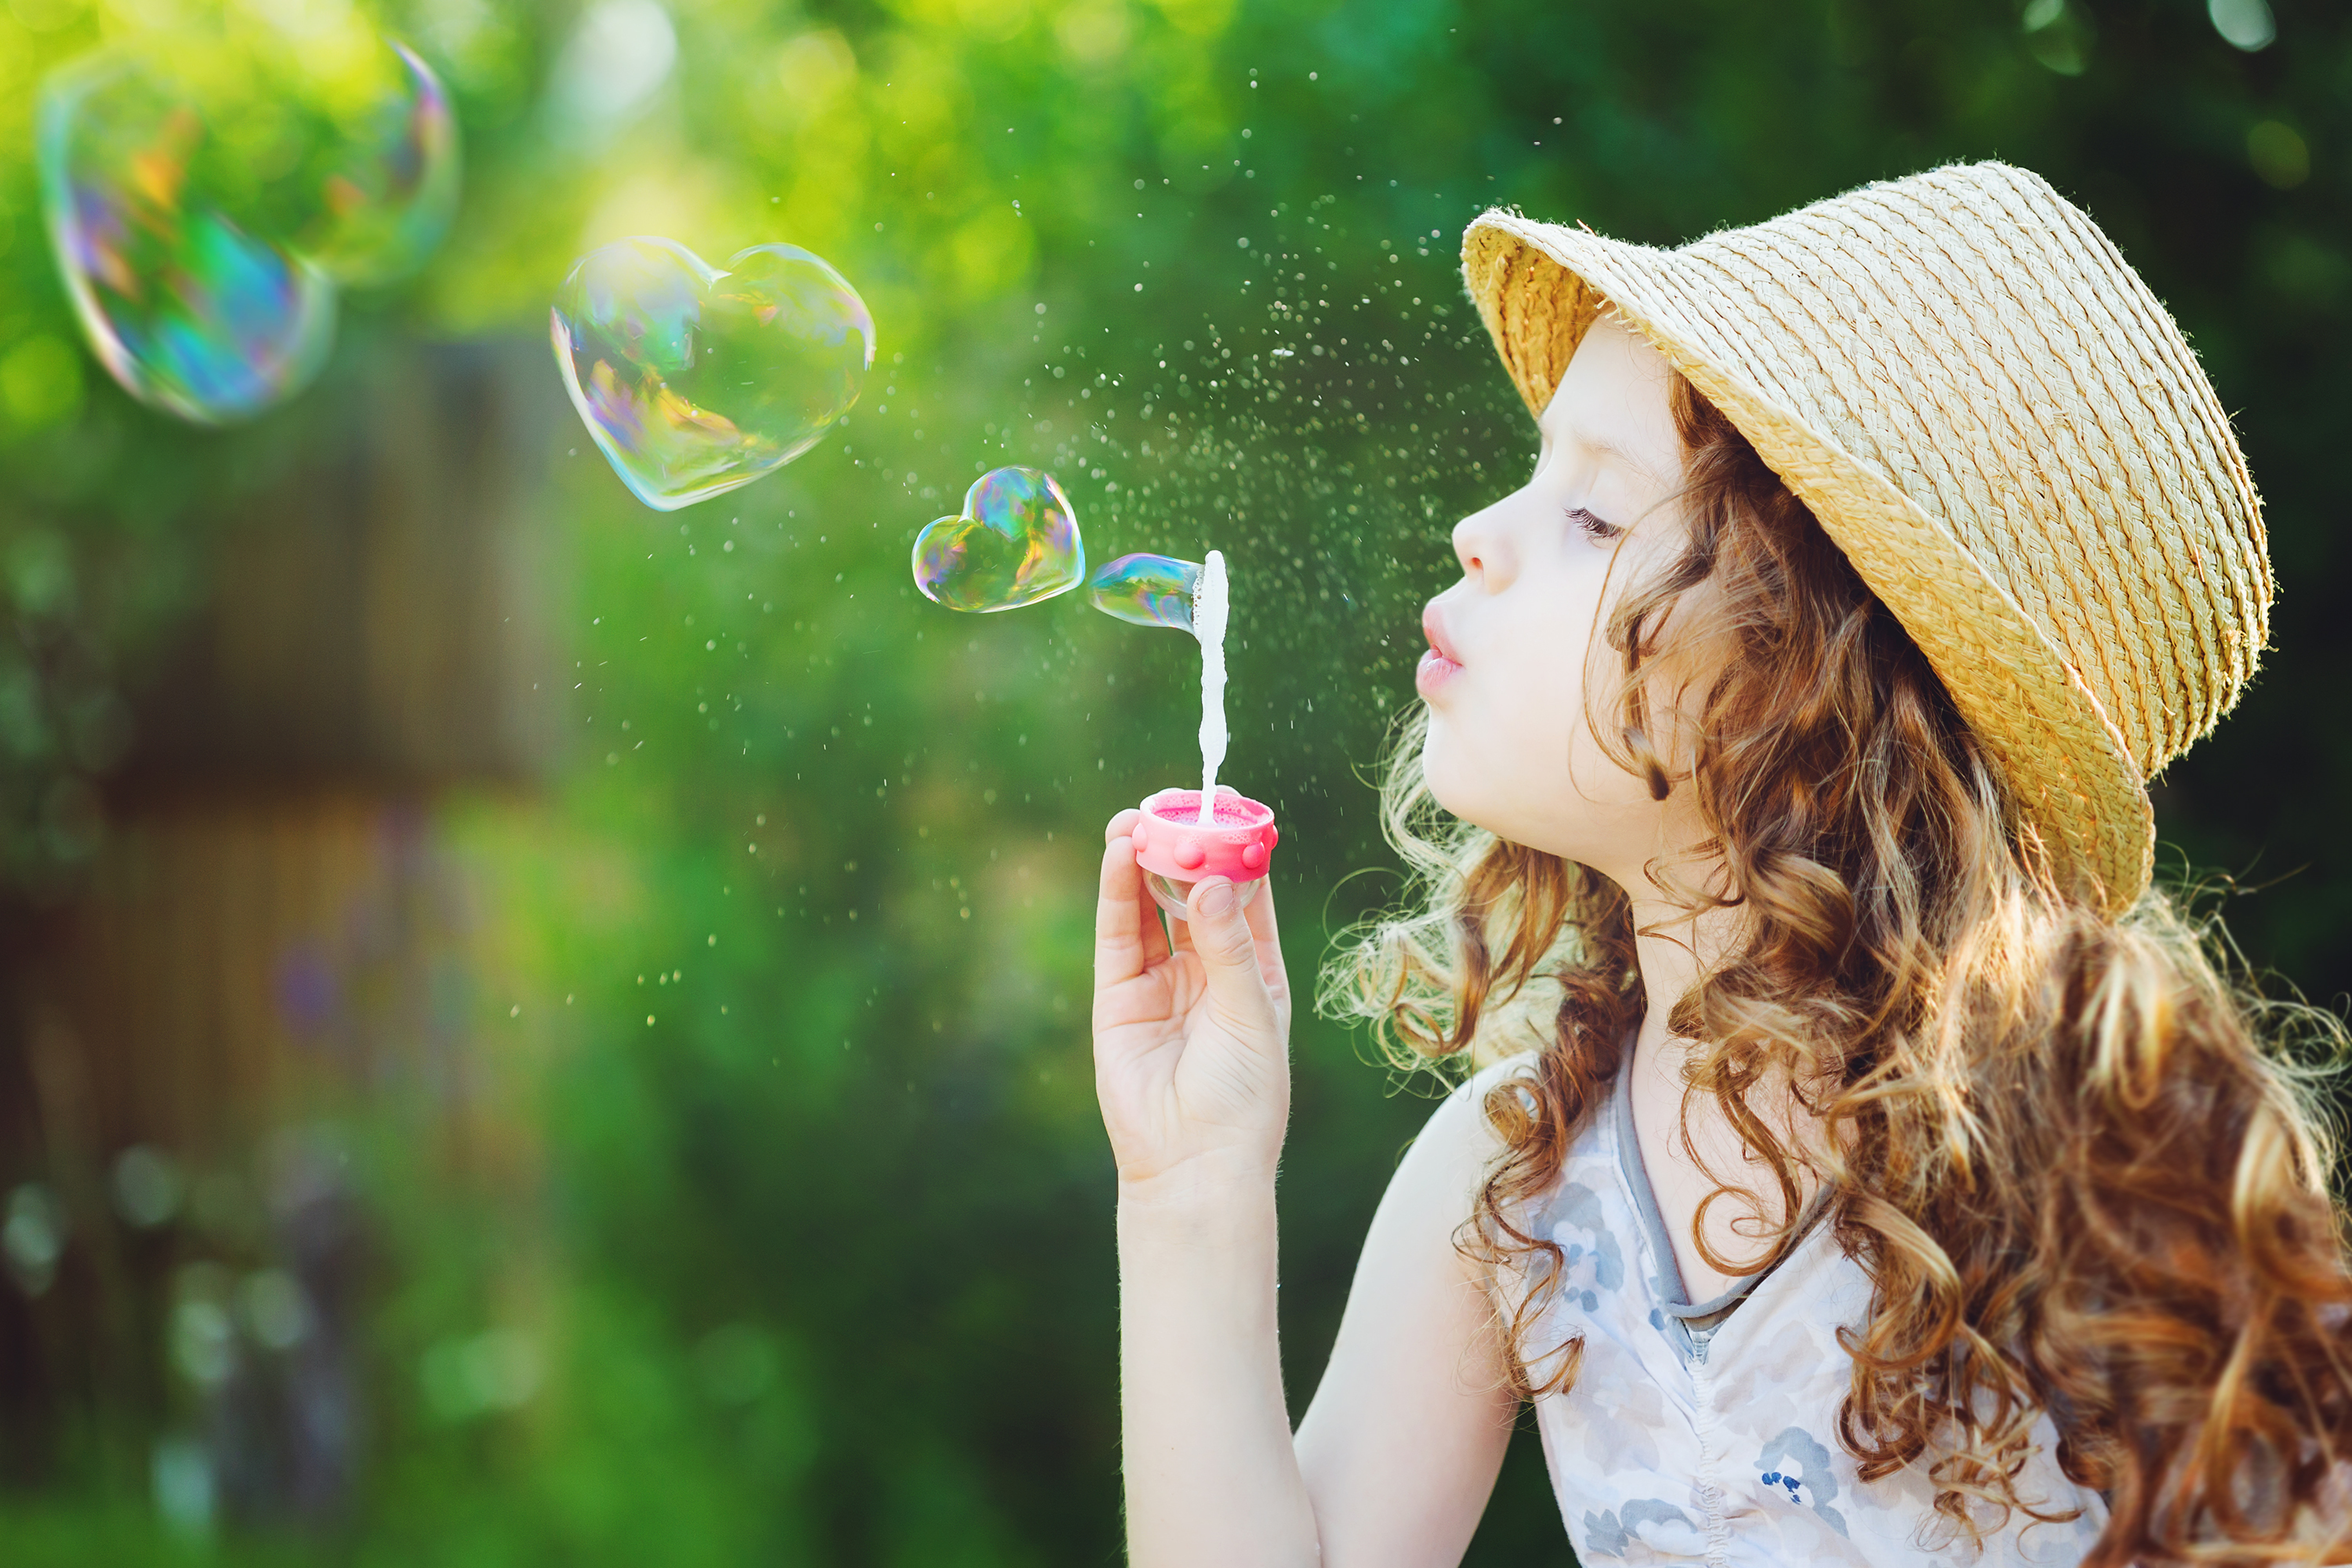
xmin=1094 ymin=812 xmax=1517 ymax=1568
xmin=1292 ymin=1076 xmax=1519 ymax=1564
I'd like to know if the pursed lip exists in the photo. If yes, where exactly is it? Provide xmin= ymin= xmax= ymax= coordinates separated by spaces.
xmin=1417 ymin=601 xmax=1464 ymax=696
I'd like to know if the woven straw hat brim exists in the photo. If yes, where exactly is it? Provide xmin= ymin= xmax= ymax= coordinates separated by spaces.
xmin=1460 ymin=165 xmax=2271 ymax=914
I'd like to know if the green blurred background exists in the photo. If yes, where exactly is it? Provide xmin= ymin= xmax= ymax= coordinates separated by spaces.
xmin=0 ymin=0 xmax=2344 ymax=1561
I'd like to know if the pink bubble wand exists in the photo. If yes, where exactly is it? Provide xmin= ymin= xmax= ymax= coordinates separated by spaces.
xmin=1117 ymin=550 xmax=1279 ymax=919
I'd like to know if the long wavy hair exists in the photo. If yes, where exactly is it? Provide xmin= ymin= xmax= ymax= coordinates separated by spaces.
xmin=1325 ymin=366 xmax=2352 ymax=1564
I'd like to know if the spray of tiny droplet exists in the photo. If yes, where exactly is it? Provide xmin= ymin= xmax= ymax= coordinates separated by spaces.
xmin=1193 ymin=550 xmax=1228 ymax=826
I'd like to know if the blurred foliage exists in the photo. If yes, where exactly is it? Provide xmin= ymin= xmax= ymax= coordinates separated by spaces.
xmin=0 ymin=0 xmax=2347 ymax=1561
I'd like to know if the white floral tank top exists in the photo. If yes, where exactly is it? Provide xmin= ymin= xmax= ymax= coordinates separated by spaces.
xmin=1483 ymin=1052 xmax=2111 ymax=1565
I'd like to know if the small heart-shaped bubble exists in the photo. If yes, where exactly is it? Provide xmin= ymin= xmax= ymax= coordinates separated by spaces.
xmin=552 ymin=236 xmax=875 ymax=511
xmin=40 ymin=49 xmax=338 ymax=425
xmin=911 ymin=467 xmax=1084 ymax=612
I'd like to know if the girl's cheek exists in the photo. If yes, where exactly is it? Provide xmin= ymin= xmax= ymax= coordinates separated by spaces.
xmin=1482 ymin=632 xmax=1570 ymax=757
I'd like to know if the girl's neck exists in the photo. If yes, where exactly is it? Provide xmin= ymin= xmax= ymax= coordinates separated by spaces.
xmin=1622 ymin=895 xmax=1838 ymax=1294
xmin=1626 ymin=893 xmax=1839 ymax=1114
xmin=1624 ymin=896 xmax=1731 ymax=1051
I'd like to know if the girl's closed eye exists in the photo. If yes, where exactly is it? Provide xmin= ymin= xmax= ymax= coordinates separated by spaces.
xmin=1567 ymin=506 xmax=1623 ymax=543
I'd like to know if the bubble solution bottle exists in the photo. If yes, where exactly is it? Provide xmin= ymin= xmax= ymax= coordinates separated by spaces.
xmin=1129 ymin=787 xmax=1279 ymax=919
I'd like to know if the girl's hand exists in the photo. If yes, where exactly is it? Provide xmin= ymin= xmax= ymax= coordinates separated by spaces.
xmin=1092 ymin=808 xmax=1293 ymax=1195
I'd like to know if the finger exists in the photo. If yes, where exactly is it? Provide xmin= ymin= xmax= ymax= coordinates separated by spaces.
xmin=1241 ymin=875 xmax=1288 ymax=999
xmin=1103 ymin=811 xmax=1173 ymax=968
xmin=1095 ymin=832 xmax=1157 ymax=986
xmin=1185 ymin=877 xmax=1282 ymax=1037
xmin=1102 ymin=809 xmax=1173 ymax=965
xmin=1103 ymin=824 xmax=1172 ymax=971
xmin=1242 ymin=870 xmax=1283 ymax=950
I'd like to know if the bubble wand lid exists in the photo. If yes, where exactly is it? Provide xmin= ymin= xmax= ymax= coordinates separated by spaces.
xmin=1131 ymin=787 xmax=1279 ymax=919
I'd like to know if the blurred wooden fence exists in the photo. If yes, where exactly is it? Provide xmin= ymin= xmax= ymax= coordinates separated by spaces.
xmin=0 ymin=336 xmax=561 ymax=1513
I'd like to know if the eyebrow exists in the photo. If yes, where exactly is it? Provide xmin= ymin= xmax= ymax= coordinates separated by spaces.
xmin=1545 ymin=425 xmax=1675 ymax=488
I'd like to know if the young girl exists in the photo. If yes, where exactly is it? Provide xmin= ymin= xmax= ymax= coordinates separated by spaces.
xmin=1090 ymin=162 xmax=2352 ymax=1566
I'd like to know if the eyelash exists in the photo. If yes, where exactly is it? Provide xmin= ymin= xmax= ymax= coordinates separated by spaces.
xmin=1567 ymin=507 xmax=1623 ymax=543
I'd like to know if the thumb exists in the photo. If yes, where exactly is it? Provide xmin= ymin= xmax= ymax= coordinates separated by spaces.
xmin=1187 ymin=878 xmax=1278 ymax=1030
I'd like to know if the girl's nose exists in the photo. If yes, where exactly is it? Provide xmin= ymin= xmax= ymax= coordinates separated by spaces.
xmin=1452 ymin=498 xmax=1514 ymax=589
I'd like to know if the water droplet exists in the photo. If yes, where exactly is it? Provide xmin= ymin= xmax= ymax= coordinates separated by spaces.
xmin=1087 ymin=552 xmax=1200 ymax=632
xmin=552 ymin=237 xmax=875 ymax=511
xmin=911 ymin=466 xmax=1083 ymax=612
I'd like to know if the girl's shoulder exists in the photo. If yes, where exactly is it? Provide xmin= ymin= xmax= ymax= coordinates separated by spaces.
xmin=1381 ymin=1054 xmax=1531 ymax=1230
xmin=1453 ymin=1046 xmax=1548 ymax=1109
xmin=1400 ymin=1050 xmax=1562 ymax=1230
xmin=1426 ymin=1049 xmax=1543 ymax=1147
xmin=1442 ymin=1047 xmax=1612 ymax=1152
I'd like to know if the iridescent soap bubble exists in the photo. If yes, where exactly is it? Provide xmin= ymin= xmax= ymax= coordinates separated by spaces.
xmin=552 ymin=237 xmax=876 ymax=511
xmin=300 ymin=42 xmax=461 ymax=287
xmin=38 ymin=50 xmax=337 ymax=425
xmin=1088 ymin=553 xmax=1202 ymax=632
xmin=912 ymin=467 xmax=1085 ymax=612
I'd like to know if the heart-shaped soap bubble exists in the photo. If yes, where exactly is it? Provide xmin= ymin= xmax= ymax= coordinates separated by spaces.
xmin=551 ymin=236 xmax=876 ymax=511
xmin=39 ymin=49 xmax=338 ymax=425
xmin=912 ymin=467 xmax=1085 ymax=612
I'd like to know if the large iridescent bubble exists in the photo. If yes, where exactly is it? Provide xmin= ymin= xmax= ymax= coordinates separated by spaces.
xmin=39 ymin=49 xmax=336 ymax=426
xmin=37 ymin=37 xmax=462 ymax=426
xmin=551 ymin=238 xmax=877 ymax=511
xmin=912 ymin=468 xmax=1085 ymax=612
xmin=301 ymin=42 xmax=462 ymax=288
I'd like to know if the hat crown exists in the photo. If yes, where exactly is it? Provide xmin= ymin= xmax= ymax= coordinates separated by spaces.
xmin=1463 ymin=163 xmax=2273 ymax=909
xmin=1670 ymin=165 xmax=2267 ymax=776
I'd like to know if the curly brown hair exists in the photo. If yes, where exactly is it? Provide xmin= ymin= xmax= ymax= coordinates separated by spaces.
xmin=1325 ymin=368 xmax=2352 ymax=1564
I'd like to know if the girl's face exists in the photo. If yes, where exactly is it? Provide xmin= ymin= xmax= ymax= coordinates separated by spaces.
xmin=1417 ymin=319 xmax=1700 ymax=886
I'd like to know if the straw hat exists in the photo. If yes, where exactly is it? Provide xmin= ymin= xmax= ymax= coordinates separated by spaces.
xmin=1461 ymin=161 xmax=2270 ymax=913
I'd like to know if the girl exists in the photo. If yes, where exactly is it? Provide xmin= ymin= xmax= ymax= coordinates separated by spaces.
xmin=1090 ymin=162 xmax=2352 ymax=1566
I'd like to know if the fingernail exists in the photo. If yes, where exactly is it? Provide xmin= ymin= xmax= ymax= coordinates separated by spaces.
xmin=1198 ymin=879 xmax=1234 ymax=917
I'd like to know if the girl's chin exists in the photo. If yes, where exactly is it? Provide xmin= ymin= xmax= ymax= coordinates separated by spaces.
xmin=1417 ymin=729 xmax=1479 ymax=822
xmin=1420 ymin=730 xmax=1569 ymax=856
